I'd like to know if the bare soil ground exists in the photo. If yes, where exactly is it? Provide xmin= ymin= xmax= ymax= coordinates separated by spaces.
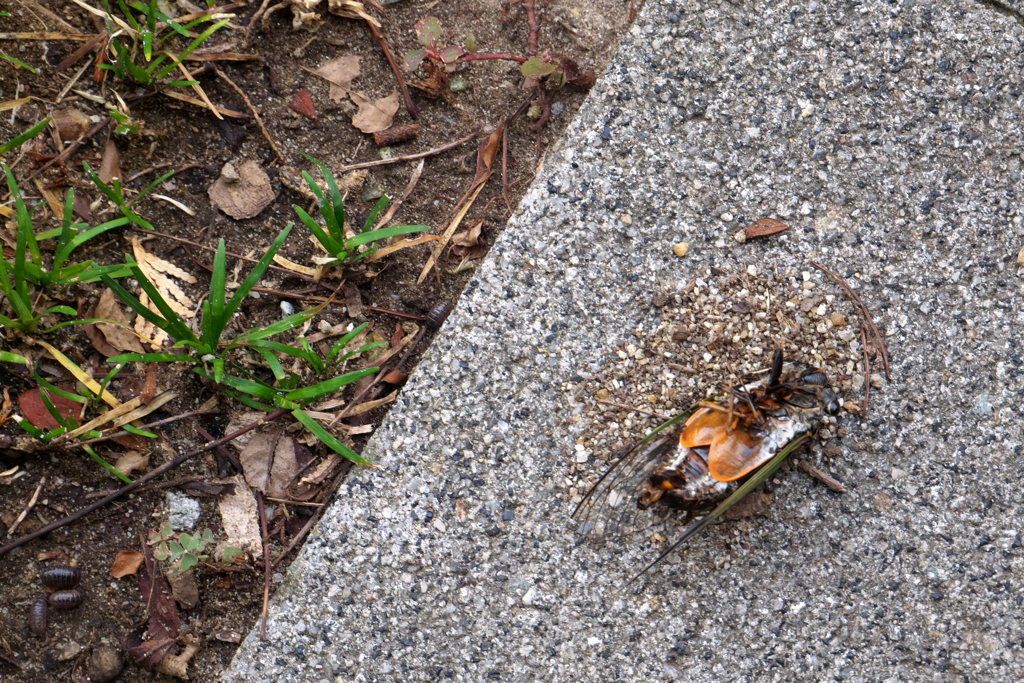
xmin=0 ymin=0 xmax=632 ymax=679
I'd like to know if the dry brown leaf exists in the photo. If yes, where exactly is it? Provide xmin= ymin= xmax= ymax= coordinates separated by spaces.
xmin=311 ymin=55 xmax=362 ymax=103
xmin=452 ymin=122 xmax=502 ymax=215
xmin=349 ymin=89 xmax=400 ymax=134
xmin=95 ymin=288 xmax=146 ymax=354
xmin=267 ymin=434 xmax=298 ymax=499
xmin=111 ymin=550 xmax=145 ymax=578
xmin=745 ymin=217 xmax=789 ymax=239
xmin=207 ymin=160 xmax=276 ymax=220
xmin=222 ymin=411 xmax=267 ymax=450
xmin=216 ymin=474 xmax=262 ymax=555
xmin=382 ymin=369 xmax=408 ymax=384
xmin=114 ymin=450 xmax=149 ymax=477
xmin=239 ymin=431 xmax=279 ymax=493
xmin=298 ymin=453 xmax=340 ymax=486
xmin=131 ymin=238 xmax=196 ymax=349
xmin=99 ymin=137 xmax=121 ymax=183
xmin=289 ymin=89 xmax=317 ymax=119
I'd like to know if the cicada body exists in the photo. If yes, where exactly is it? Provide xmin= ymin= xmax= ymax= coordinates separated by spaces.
xmin=574 ymin=350 xmax=839 ymax=539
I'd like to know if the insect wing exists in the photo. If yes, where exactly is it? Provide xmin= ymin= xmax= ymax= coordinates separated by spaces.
xmin=572 ymin=427 xmax=682 ymax=538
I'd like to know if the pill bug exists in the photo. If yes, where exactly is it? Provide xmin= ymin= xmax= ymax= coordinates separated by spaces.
xmin=426 ymin=300 xmax=453 ymax=331
xmin=48 ymin=589 xmax=84 ymax=609
xmin=29 ymin=597 xmax=47 ymax=636
xmin=41 ymin=565 xmax=81 ymax=590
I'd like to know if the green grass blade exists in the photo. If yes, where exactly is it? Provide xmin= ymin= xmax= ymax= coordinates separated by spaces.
xmin=236 ymin=305 xmax=322 ymax=343
xmin=108 ymin=352 xmax=194 ymax=363
xmin=346 ymin=224 xmax=430 ymax=248
xmin=122 ymin=424 xmax=158 ymax=438
xmin=127 ymin=170 xmax=173 ymax=210
xmin=294 ymin=205 xmax=342 ymax=256
xmin=324 ymin=322 xmax=368 ymax=363
xmin=303 ymin=154 xmax=345 ymax=237
xmin=362 ymin=195 xmax=389 ymax=232
xmin=0 ymin=117 xmax=50 ymax=155
xmin=256 ymin=348 xmax=286 ymax=381
xmin=0 ymin=350 xmax=27 ymax=365
xmin=284 ymin=367 xmax=377 ymax=404
xmin=53 ymin=189 xmax=77 ymax=268
xmin=208 ymin=239 xmax=227 ymax=339
xmin=223 ymin=224 xmax=292 ymax=322
xmin=82 ymin=443 xmax=132 ymax=483
xmin=291 ymin=408 xmax=371 ymax=466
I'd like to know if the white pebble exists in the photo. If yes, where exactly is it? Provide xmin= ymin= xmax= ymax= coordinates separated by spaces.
xmin=280 ymin=301 xmax=294 ymax=316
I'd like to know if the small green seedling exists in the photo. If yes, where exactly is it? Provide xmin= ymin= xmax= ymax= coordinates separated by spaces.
xmin=294 ymin=154 xmax=430 ymax=268
xmin=149 ymin=524 xmax=235 ymax=574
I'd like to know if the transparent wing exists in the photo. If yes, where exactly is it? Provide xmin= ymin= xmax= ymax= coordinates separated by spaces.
xmin=571 ymin=428 xmax=682 ymax=538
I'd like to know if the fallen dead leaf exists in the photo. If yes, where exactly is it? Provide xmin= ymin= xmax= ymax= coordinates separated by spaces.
xmin=349 ymin=88 xmax=400 ymax=134
xmin=452 ymin=122 xmax=502 ymax=215
xmin=111 ymin=550 xmax=145 ymax=578
xmin=132 ymin=238 xmax=197 ymax=349
xmin=289 ymin=89 xmax=317 ymax=119
xmin=268 ymin=434 xmax=298 ymax=499
xmin=745 ymin=217 xmax=789 ymax=239
xmin=18 ymin=386 xmax=80 ymax=430
xmin=239 ymin=431 xmax=279 ymax=493
xmin=311 ymin=55 xmax=362 ymax=103
xmin=113 ymin=450 xmax=149 ymax=478
xmin=450 ymin=219 xmax=486 ymax=258
xmin=95 ymin=288 xmax=147 ymax=354
xmin=98 ymin=137 xmax=121 ymax=183
xmin=216 ymin=474 xmax=262 ymax=556
xmin=165 ymin=571 xmax=199 ymax=609
xmin=125 ymin=541 xmax=179 ymax=670
xmin=208 ymin=160 xmax=277 ymax=220
xmin=382 ymin=369 xmax=408 ymax=384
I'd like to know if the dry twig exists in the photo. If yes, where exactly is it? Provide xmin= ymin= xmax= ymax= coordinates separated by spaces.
xmin=214 ymin=66 xmax=286 ymax=164
xmin=8 ymin=476 xmax=46 ymax=536
xmin=336 ymin=126 xmax=482 ymax=172
xmin=809 ymin=261 xmax=890 ymax=379
xmin=797 ymin=460 xmax=847 ymax=493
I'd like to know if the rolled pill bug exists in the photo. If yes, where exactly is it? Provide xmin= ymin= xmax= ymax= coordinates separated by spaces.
xmin=426 ymin=300 xmax=453 ymax=331
xmin=48 ymin=589 xmax=84 ymax=609
xmin=29 ymin=597 xmax=47 ymax=635
xmin=41 ymin=564 xmax=81 ymax=590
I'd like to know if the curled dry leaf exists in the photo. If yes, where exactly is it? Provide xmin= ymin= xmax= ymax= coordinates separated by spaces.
xmin=113 ymin=450 xmax=149 ymax=478
xmin=131 ymin=238 xmax=197 ymax=349
xmin=450 ymin=219 xmax=486 ymax=258
xmin=311 ymin=55 xmax=362 ymax=103
xmin=382 ymin=369 xmax=409 ymax=384
xmin=207 ymin=160 xmax=277 ymax=220
xmin=111 ymin=550 xmax=145 ymax=578
xmin=95 ymin=288 xmax=147 ymax=354
xmin=745 ymin=217 xmax=789 ymax=239
xmin=350 ymin=89 xmax=400 ymax=134
xmin=289 ymin=89 xmax=317 ymax=119
xmin=99 ymin=137 xmax=122 ymax=184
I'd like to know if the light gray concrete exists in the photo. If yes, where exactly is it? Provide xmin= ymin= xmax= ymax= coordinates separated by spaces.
xmin=221 ymin=1 xmax=1024 ymax=681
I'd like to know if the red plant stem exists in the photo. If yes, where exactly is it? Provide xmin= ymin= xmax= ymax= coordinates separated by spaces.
xmin=366 ymin=19 xmax=419 ymax=120
xmin=523 ymin=0 xmax=540 ymax=55
xmin=0 ymin=408 xmax=288 ymax=558
xmin=460 ymin=53 xmax=528 ymax=64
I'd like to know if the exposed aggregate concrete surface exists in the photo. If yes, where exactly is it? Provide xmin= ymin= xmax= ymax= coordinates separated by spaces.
xmin=223 ymin=1 xmax=1024 ymax=681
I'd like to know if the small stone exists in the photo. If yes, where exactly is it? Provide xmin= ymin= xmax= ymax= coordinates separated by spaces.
xmin=651 ymin=292 xmax=668 ymax=308
xmin=874 ymin=493 xmax=891 ymax=511
xmin=166 ymin=491 xmax=201 ymax=531
xmin=57 ymin=640 xmax=83 ymax=661
xmin=746 ymin=265 xmax=757 ymax=277
xmin=621 ymin=214 xmax=632 ymax=225
xmin=318 ymin=320 xmax=332 ymax=333
xmin=575 ymin=450 xmax=589 ymax=464
xmin=830 ymin=312 xmax=845 ymax=326
xmin=595 ymin=388 xmax=610 ymax=400
xmin=449 ymin=76 xmax=467 ymax=93
xmin=281 ymin=301 xmax=295 ymax=317
xmin=432 ymin=519 xmax=446 ymax=532
xmin=720 ymin=212 xmax=734 ymax=222
xmin=673 ymin=241 xmax=688 ymax=258
xmin=890 ymin=467 xmax=908 ymax=481
xmin=869 ymin=373 xmax=884 ymax=389
xmin=843 ymin=401 xmax=860 ymax=414
xmin=771 ymin=598 xmax=784 ymax=611
xmin=87 ymin=645 xmax=123 ymax=683
xmin=734 ymin=230 xmax=746 ymax=243
xmin=671 ymin=326 xmax=690 ymax=342
xmin=523 ymin=586 xmax=537 ymax=605
xmin=401 ymin=572 xmax=414 ymax=584
xmin=1018 ymin=246 xmax=1024 ymax=266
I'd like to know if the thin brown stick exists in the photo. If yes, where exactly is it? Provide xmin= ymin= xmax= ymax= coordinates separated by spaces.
xmin=809 ymin=261 xmax=890 ymax=380
xmin=214 ymin=67 xmax=286 ymax=164
xmin=195 ymin=423 xmax=243 ymax=474
xmin=0 ymin=408 xmax=288 ymax=558
xmin=370 ymin=158 xmax=424 ymax=231
xmin=365 ymin=19 xmax=418 ymax=120
xmin=272 ymin=460 xmax=351 ymax=566
xmin=22 ymin=116 xmax=111 ymax=184
xmin=8 ymin=476 xmax=45 ymax=536
xmin=595 ymin=399 xmax=671 ymax=421
xmin=76 ymin=403 xmax=216 ymax=446
xmin=256 ymin=490 xmax=271 ymax=641
xmin=244 ymin=0 xmax=275 ymax=46
xmin=859 ymin=325 xmax=871 ymax=417
xmin=336 ymin=126 xmax=482 ymax=172
xmin=797 ymin=460 xmax=847 ymax=493
xmin=367 ymin=305 xmax=426 ymax=321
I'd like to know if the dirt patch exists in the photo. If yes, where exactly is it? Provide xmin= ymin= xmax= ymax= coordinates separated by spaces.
xmin=0 ymin=0 xmax=632 ymax=680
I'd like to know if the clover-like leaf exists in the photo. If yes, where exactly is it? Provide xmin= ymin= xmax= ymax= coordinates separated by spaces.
xmin=201 ymin=528 xmax=215 ymax=544
xmin=180 ymin=533 xmax=199 ymax=552
xmin=154 ymin=542 xmax=170 ymax=561
xmin=415 ymin=17 xmax=442 ymax=49
xmin=465 ymin=34 xmax=477 ymax=53
xmin=178 ymin=553 xmax=199 ymax=573
xmin=222 ymin=547 xmax=243 ymax=563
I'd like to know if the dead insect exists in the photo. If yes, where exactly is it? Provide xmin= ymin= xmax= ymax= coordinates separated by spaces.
xmin=573 ymin=349 xmax=839 ymax=580
xmin=48 ymin=589 xmax=84 ymax=610
xmin=40 ymin=565 xmax=81 ymax=590
xmin=29 ymin=597 xmax=47 ymax=636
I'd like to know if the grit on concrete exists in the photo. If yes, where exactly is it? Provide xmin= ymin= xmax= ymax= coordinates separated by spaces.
xmin=221 ymin=1 xmax=1024 ymax=681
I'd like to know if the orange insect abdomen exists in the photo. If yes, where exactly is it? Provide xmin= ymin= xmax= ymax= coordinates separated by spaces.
xmin=679 ymin=408 xmax=729 ymax=448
